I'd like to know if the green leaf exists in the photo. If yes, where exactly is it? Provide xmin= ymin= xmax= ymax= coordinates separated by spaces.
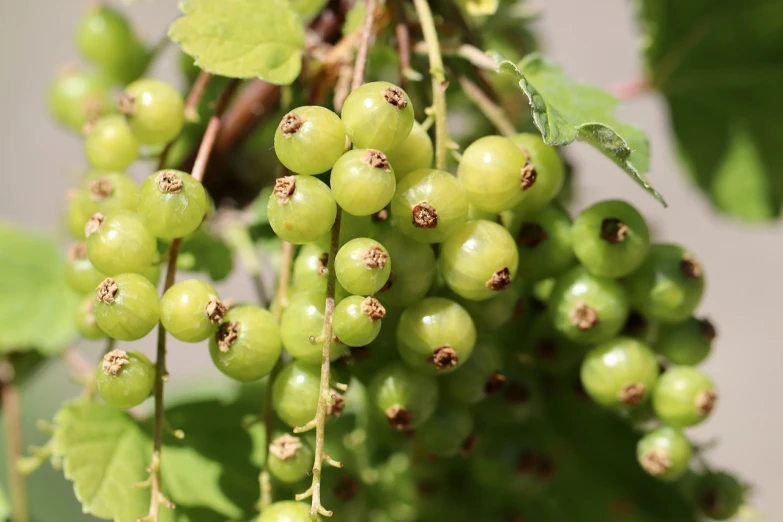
xmin=457 ymin=0 xmax=500 ymax=17
xmin=53 ymin=401 xmax=151 ymax=522
xmin=0 ymin=224 xmax=78 ymax=355
xmin=497 ymin=54 xmax=665 ymax=205
xmin=169 ymin=0 xmax=305 ymax=85
xmin=178 ymin=229 xmax=234 ymax=282
xmin=639 ymin=0 xmax=783 ymax=220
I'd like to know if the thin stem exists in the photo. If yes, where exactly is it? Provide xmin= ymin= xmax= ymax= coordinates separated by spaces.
xmin=392 ymin=2 xmax=412 ymax=91
xmin=273 ymin=242 xmax=295 ymax=322
xmin=184 ymin=71 xmax=213 ymax=122
xmin=351 ymin=0 xmax=377 ymax=92
xmin=222 ymin=224 xmax=270 ymax=307
xmin=146 ymin=78 xmax=240 ymax=522
xmin=1 ymin=358 xmax=28 ymax=522
xmin=413 ymin=0 xmax=449 ymax=170
xmin=457 ymin=75 xmax=516 ymax=137
xmin=609 ymin=77 xmax=651 ymax=101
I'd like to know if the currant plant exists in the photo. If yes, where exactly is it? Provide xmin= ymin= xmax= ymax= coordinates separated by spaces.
xmin=2 ymin=1 xmax=765 ymax=522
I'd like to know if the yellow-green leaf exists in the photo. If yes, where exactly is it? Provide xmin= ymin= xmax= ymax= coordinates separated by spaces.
xmin=169 ymin=0 xmax=305 ymax=85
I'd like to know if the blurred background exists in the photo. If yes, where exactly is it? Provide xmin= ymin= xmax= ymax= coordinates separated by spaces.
xmin=1 ymin=0 xmax=781 ymax=520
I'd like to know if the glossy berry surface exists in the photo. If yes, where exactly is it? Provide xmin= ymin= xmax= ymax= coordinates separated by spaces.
xmin=274 ymin=106 xmax=347 ymax=175
xmin=548 ymin=266 xmax=630 ymax=344
xmin=93 ymin=274 xmax=160 ymax=341
xmin=331 ymin=149 xmax=396 ymax=216
xmin=138 ymin=170 xmax=209 ymax=239
xmin=396 ymin=297 xmax=476 ymax=374
xmin=458 ymin=135 xmax=530 ymax=213
xmin=625 ymin=243 xmax=706 ymax=323
xmin=652 ymin=366 xmax=717 ymax=428
xmin=571 ymin=199 xmax=650 ymax=278
xmin=341 ymin=81 xmax=414 ymax=151
xmin=655 ymin=316 xmax=715 ymax=365
xmin=384 ymin=120 xmax=433 ymax=179
xmin=292 ymin=243 xmax=330 ymax=294
xmin=267 ymin=434 xmax=314 ymax=484
xmin=120 ymin=79 xmax=185 ymax=146
xmin=209 ymin=305 xmax=282 ymax=382
xmin=95 ymin=349 xmax=155 ymax=409
xmin=48 ymin=69 xmax=113 ymax=132
xmin=636 ymin=426 xmax=692 ymax=481
xmin=509 ymin=133 xmax=565 ymax=215
xmin=74 ymin=295 xmax=106 ymax=340
xmin=258 ymin=501 xmax=316 ymax=522
xmin=511 ymin=203 xmax=576 ymax=281
xmin=267 ymin=175 xmax=337 ymax=244
xmin=373 ymin=228 xmax=436 ymax=308
xmin=67 ymin=174 xmax=141 ymax=240
xmin=391 ymin=168 xmax=469 ymax=243
xmin=76 ymin=5 xmax=134 ymax=70
xmin=84 ymin=114 xmax=140 ymax=172
xmin=580 ymin=337 xmax=659 ymax=409
xmin=65 ymin=242 xmax=107 ymax=294
xmin=439 ymin=220 xmax=519 ymax=301
xmin=272 ymin=361 xmax=321 ymax=428
xmin=279 ymin=291 xmax=348 ymax=363
xmin=334 ymin=238 xmax=391 ymax=295
xmin=417 ymin=402 xmax=474 ymax=457
xmin=368 ymin=362 xmax=438 ymax=430
xmin=85 ymin=210 xmax=158 ymax=275
xmin=332 ymin=295 xmax=385 ymax=347
xmin=161 ymin=279 xmax=225 ymax=342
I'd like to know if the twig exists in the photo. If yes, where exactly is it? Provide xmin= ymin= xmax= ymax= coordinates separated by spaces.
xmin=1 ymin=357 xmax=28 ymax=522
xmin=609 ymin=77 xmax=651 ymax=101
xmin=351 ymin=0 xmax=377 ymax=91
xmin=145 ymin=78 xmax=240 ymax=522
xmin=457 ymin=75 xmax=516 ymax=137
xmin=184 ymin=71 xmax=214 ymax=122
xmin=392 ymin=2 xmax=413 ymax=91
xmin=412 ymin=0 xmax=450 ymax=170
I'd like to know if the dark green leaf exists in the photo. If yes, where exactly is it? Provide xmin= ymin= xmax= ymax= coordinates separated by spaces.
xmin=0 ymin=224 xmax=78 ymax=354
xmin=178 ymin=229 xmax=234 ymax=282
xmin=497 ymin=54 xmax=665 ymax=205
xmin=640 ymin=0 xmax=783 ymax=220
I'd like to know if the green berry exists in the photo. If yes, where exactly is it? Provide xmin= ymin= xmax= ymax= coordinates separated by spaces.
xmin=160 ymin=280 xmax=226 ymax=342
xmin=210 ymin=305 xmax=282 ymax=382
xmin=85 ymin=211 xmax=158 ymax=275
xmin=272 ymin=361 xmax=321 ymax=428
xmin=76 ymin=5 xmax=134 ymax=70
xmin=452 ymin=284 xmax=521 ymax=332
xmin=384 ymin=121 xmax=433 ymax=179
xmin=391 ymin=168 xmax=469 ymax=244
xmin=96 ymin=349 xmax=155 ymax=409
xmin=442 ymin=339 xmax=504 ymax=404
xmin=267 ymin=433 xmax=314 ymax=484
xmin=335 ymin=238 xmax=392 ymax=295
xmin=47 ymin=68 xmax=113 ymax=132
xmin=267 ymin=175 xmax=337 ymax=244
xmin=65 ymin=241 xmax=107 ymax=294
xmin=341 ymin=82 xmax=414 ymax=151
xmin=331 ymin=149 xmax=396 ymax=216
xmin=509 ymin=133 xmax=565 ymax=214
xmin=511 ymin=203 xmax=576 ymax=281
xmin=258 ymin=501 xmax=317 ymax=522
xmin=85 ymin=114 xmax=140 ymax=172
xmin=369 ymin=362 xmax=438 ymax=430
xmin=74 ymin=295 xmax=106 ymax=340
xmin=458 ymin=136 xmax=531 ymax=213
xmin=292 ymin=243 xmax=330 ymax=294
xmin=637 ymin=426 xmax=692 ymax=481
xmin=373 ymin=228 xmax=437 ymax=309
xmin=652 ymin=366 xmax=717 ymax=428
xmin=274 ymin=106 xmax=347 ymax=175
xmin=279 ymin=291 xmax=348 ymax=363
xmin=120 ymin=79 xmax=185 ymax=146
xmin=417 ymin=402 xmax=475 ymax=457
xmin=93 ymin=274 xmax=160 ymax=341
xmin=332 ymin=295 xmax=385 ymax=347
xmin=692 ymin=472 xmax=745 ymax=521
xmin=137 ymin=170 xmax=209 ymax=239
xmin=656 ymin=316 xmax=715 ymax=365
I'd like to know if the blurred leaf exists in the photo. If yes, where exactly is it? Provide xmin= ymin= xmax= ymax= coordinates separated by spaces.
xmin=169 ymin=0 xmax=305 ymax=85
xmin=457 ymin=0 xmax=500 ymax=17
xmin=497 ymin=54 xmax=665 ymax=205
xmin=342 ymin=2 xmax=365 ymax=35
xmin=0 ymin=224 xmax=78 ymax=355
xmin=53 ymin=401 xmax=150 ymax=522
xmin=639 ymin=0 xmax=783 ymax=220
xmin=178 ymin=229 xmax=234 ymax=281
xmin=0 ymin=485 xmax=9 ymax=521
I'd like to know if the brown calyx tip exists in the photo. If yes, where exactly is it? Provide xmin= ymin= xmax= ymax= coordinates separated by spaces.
xmin=362 ymin=246 xmax=388 ymax=269
xmin=680 ymin=253 xmax=703 ymax=280
xmin=698 ymin=490 xmax=719 ymax=516
xmin=205 ymin=297 xmax=228 ymax=324
xmin=412 ymin=202 xmax=438 ymax=228
xmin=327 ymin=390 xmax=345 ymax=417
xmin=570 ymin=301 xmax=599 ymax=330
xmin=600 ymin=218 xmax=629 ymax=244
xmin=269 ymin=433 xmax=301 ymax=461
xmin=372 ymin=208 xmax=389 ymax=222
xmin=484 ymin=372 xmax=506 ymax=396
xmin=316 ymin=252 xmax=329 ymax=276
xmin=68 ymin=241 xmax=88 ymax=261
xmin=486 ymin=267 xmax=512 ymax=291
xmin=274 ymin=176 xmax=296 ymax=204
xmin=520 ymin=162 xmax=537 ymax=191
xmin=280 ymin=111 xmax=303 ymax=137
xmin=696 ymin=389 xmax=718 ymax=416
xmin=363 ymin=149 xmax=390 ymax=170
xmin=360 ymin=297 xmax=386 ymax=320
xmin=427 ymin=345 xmax=459 ymax=370
xmin=385 ymin=405 xmax=414 ymax=431
xmin=334 ymin=475 xmax=360 ymax=502
xmin=505 ymin=381 xmax=530 ymax=404
xmin=618 ymin=383 xmax=646 ymax=406
xmin=383 ymin=86 xmax=408 ymax=108
xmin=700 ymin=318 xmax=717 ymax=341
xmin=156 ymin=170 xmax=184 ymax=194
xmin=216 ymin=321 xmax=240 ymax=352
xmin=378 ymin=271 xmax=395 ymax=293
xmin=118 ymin=91 xmax=135 ymax=115
xmin=517 ymin=223 xmax=548 ymax=248
xmin=460 ymin=433 xmax=480 ymax=457
xmin=96 ymin=277 xmax=119 ymax=305
xmin=536 ymin=339 xmax=558 ymax=361
xmin=89 ymin=177 xmax=114 ymax=201
xmin=517 ymin=449 xmax=539 ymax=474
xmin=640 ymin=447 xmax=672 ymax=476
xmin=102 ymin=349 xmax=129 ymax=376
xmin=84 ymin=212 xmax=105 ymax=238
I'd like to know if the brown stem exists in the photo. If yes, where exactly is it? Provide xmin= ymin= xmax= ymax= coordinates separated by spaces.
xmin=351 ymin=0 xmax=378 ymax=91
xmin=392 ymin=1 xmax=412 ymax=92
xmin=184 ymin=71 xmax=213 ymax=121
xmin=0 ymin=358 xmax=28 ymax=522
xmin=457 ymin=75 xmax=516 ymax=137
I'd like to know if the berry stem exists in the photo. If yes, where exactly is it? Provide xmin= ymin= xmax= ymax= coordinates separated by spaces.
xmin=392 ymin=2 xmax=413 ymax=92
xmin=0 ymin=357 xmax=28 ymax=522
xmin=146 ymin=78 xmax=240 ymax=522
xmin=351 ymin=0 xmax=377 ymax=91
xmin=184 ymin=71 xmax=213 ymax=122
xmin=457 ymin=75 xmax=516 ymax=137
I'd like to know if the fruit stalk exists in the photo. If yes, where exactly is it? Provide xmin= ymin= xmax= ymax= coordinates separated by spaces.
xmin=412 ymin=0 xmax=449 ymax=170
xmin=0 ymin=358 xmax=28 ymax=522
xmin=457 ymin=74 xmax=516 ymax=137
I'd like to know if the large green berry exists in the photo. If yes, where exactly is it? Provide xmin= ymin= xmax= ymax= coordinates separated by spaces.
xmin=391 ymin=168 xmax=469 ymax=243
xmin=341 ymin=82 xmax=414 ymax=151
xmin=76 ymin=5 xmax=134 ymax=70
xmin=93 ymin=274 xmax=160 ymax=341
xmin=636 ymin=426 xmax=692 ymax=481
xmin=510 ymin=203 xmax=576 ymax=281
xmin=656 ymin=316 xmax=715 ymax=365
xmin=85 ymin=211 xmax=157 ymax=275
xmin=374 ymin=228 xmax=437 ymax=308
xmin=267 ymin=433 xmax=314 ymax=484
xmin=258 ymin=501 xmax=318 ymax=522
xmin=160 ymin=280 xmax=226 ymax=342
xmin=509 ymin=133 xmax=565 ymax=214
xmin=272 ymin=361 xmax=321 ymax=428
xmin=458 ymin=135 xmax=530 ymax=213
xmin=331 ymin=149 xmax=396 ymax=216
xmin=267 ymin=176 xmax=337 ymax=244
xmin=120 ymin=79 xmax=185 ymax=146
xmin=334 ymin=238 xmax=392 ymax=295
xmin=84 ymin=114 xmax=140 ymax=172
xmin=384 ymin=121 xmax=433 ymax=179
xmin=438 ymin=220 xmax=519 ymax=301
xmin=332 ymin=296 xmax=385 ymax=347
xmin=48 ymin=68 xmax=113 ymax=132
xmin=137 ymin=170 xmax=209 ymax=239
xmin=652 ymin=366 xmax=717 ymax=428
xmin=274 ymin=106 xmax=347 ymax=175
xmin=210 ymin=305 xmax=282 ymax=382
xmin=96 ymin=349 xmax=155 ymax=409
xmin=369 ymin=362 xmax=438 ymax=430
xmin=279 ymin=291 xmax=348 ymax=363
